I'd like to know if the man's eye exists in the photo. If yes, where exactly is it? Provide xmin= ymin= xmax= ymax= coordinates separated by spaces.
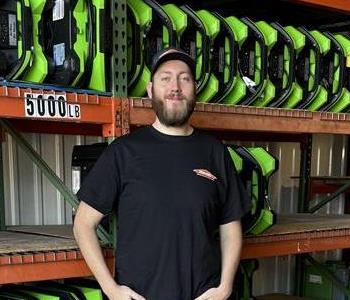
xmin=181 ymin=76 xmax=191 ymax=82
xmin=160 ymin=77 xmax=170 ymax=82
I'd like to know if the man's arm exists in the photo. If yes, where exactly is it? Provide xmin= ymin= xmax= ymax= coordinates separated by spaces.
xmin=194 ymin=220 xmax=242 ymax=300
xmin=219 ymin=220 xmax=242 ymax=296
xmin=73 ymin=201 xmax=145 ymax=300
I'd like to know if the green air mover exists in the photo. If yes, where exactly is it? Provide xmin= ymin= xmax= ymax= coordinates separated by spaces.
xmin=34 ymin=281 xmax=103 ymax=300
xmin=238 ymin=17 xmax=268 ymax=106
xmin=334 ymin=33 xmax=350 ymax=113
xmin=265 ymin=22 xmax=296 ymax=108
xmin=206 ymin=12 xmax=238 ymax=103
xmin=250 ymin=20 xmax=278 ymax=107
xmin=0 ymin=291 xmax=38 ymax=300
xmin=301 ymin=29 xmax=330 ymax=111
xmin=219 ymin=15 xmax=248 ymax=105
xmin=128 ymin=0 xmax=152 ymax=88
xmin=87 ymin=0 xmax=113 ymax=92
xmin=281 ymin=25 xmax=307 ymax=109
xmin=193 ymin=9 xmax=220 ymax=103
xmin=64 ymin=279 xmax=107 ymax=300
xmin=23 ymin=0 xmax=50 ymax=83
xmin=1 ymin=285 xmax=62 ymax=300
xmin=24 ymin=0 xmax=88 ymax=86
xmin=174 ymin=5 xmax=211 ymax=95
xmin=128 ymin=0 xmax=176 ymax=97
xmin=319 ymin=32 xmax=350 ymax=112
xmin=228 ymin=146 xmax=278 ymax=235
xmin=41 ymin=0 xmax=93 ymax=87
xmin=0 ymin=0 xmax=33 ymax=80
xmin=292 ymin=27 xmax=323 ymax=110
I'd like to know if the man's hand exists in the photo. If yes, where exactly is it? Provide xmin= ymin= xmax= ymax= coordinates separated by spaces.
xmin=106 ymin=284 xmax=146 ymax=300
xmin=194 ymin=285 xmax=231 ymax=300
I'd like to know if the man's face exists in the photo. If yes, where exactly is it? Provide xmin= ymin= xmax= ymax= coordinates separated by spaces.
xmin=147 ymin=60 xmax=196 ymax=127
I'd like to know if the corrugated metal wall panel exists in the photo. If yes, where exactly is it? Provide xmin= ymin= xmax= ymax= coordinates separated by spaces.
xmin=1 ymin=132 xmax=347 ymax=295
xmin=2 ymin=133 xmax=102 ymax=225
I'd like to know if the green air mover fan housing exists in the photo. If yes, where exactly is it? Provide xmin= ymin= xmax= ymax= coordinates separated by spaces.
xmin=319 ymin=32 xmax=350 ymax=113
xmin=220 ymin=15 xmax=248 ymax=105
xmin=128 ymin=0 xmax=152 ymax=87
xmin=24 ymin=0 xmax=54 ymax=83
xmin=282 ymin=25 xmax=306 ymax=109
xmin=250 ymin=20 xmax=278 ymax=108
xmin=37 ymin=0 xmax=92 ymax=87
xmin=228 ymin=146 xmax=278 ymax=235
xmin=88 ymin=0 xmax=113 ymax=92
xmin=304 ymin=29 xmax=330 ymax=111
xmin=0 ymin=0 xmax=33 ymax=80
xmin=208 ymin=12 xmax=238 ymax=103
xmin=194 ymin=9 xmax=220 ymax=103
xmin=292 ymin=27 xmax=323 ymax=110
xmin=265 ymin=22 xmax=296 ymax=108
xmin=129 ymin=0 xmax=176 ymax=97
xmin=237 ymin=17 xmax=268 ymax=106
xmin=332 ymin=33 xmax=350 ymax=113
xmin=176 ymin=5 xmax=211 ymax=95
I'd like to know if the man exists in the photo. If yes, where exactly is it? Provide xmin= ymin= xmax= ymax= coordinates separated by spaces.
xmin=73 ymin=48 xmax=250 ymax=300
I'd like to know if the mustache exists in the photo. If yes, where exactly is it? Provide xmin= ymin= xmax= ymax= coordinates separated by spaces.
xmin=166 ymin=92 xmax=185 ymax=100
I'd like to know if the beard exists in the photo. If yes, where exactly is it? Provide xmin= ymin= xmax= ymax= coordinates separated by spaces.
xmin=151 ymin=88 xmax=196 ymax=127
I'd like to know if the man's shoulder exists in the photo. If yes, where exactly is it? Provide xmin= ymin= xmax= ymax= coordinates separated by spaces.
xmin=109 ymin=126 xmax=152 ymax=146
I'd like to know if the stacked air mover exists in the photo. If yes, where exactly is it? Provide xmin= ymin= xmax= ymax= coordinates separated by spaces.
xmin=228 ymin=145 xmax=278 ymax=235
xmin=1 ymin=0 xmax=112 ymax=92
xmin=0 ymin=279 xmax=105 ymax=299
xmin=126 ymin=0 xmax=350 ymax=112
xmin=0 ymin=1 xmax=33 ymax=80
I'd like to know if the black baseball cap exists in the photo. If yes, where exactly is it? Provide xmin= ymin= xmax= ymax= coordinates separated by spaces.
xmin=151 ymin=47 xmax=196 ymax=79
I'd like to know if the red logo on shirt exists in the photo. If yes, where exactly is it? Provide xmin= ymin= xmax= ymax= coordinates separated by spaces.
xmin=193 ymin=169 xmax=217 ymax=181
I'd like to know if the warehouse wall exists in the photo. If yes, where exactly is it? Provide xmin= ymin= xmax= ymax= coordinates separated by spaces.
xmin=1 ymin=132 xmax=348 ymax=295
xmin=2 ymin=133 xmax=102 ymax=225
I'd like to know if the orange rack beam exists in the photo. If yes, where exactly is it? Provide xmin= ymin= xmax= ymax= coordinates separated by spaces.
xmin=289 ymin=0 xmax=350 ymax=13
xmin=0 ymin=248 xmax=115 ymax=284
xmin=126 ymin=98 xmax=350 ymax=135
xmin=0 ymin=86 xmax=122 ymax=137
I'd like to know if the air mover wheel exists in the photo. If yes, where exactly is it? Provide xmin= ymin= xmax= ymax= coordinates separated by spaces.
xmin=0 ymin=0 xmax=33 ymax=80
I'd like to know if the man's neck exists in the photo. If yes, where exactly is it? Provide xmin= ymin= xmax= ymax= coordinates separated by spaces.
xmin=152 ymin=119 xmax=193 ymax=136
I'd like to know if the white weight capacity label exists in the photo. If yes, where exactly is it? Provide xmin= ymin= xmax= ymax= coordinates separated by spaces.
xmin=24 ymin=93 xmax=81 ymax=119
xmin=53 ymin=0 xmax=64 ymax=21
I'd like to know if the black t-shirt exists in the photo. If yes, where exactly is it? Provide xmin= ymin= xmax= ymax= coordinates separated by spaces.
xmin=77 ymin=126 xmax=250 ymax=300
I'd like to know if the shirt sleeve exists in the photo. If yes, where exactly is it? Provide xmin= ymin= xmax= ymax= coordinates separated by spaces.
xmin=76 ymin=143 xmax=120 ymax=215
xmin=218 ymin=145 xmax=251 ymax=225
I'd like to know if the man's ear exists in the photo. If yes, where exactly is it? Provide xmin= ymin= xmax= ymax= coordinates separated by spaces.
xmin=147 ymin=82 xmax=153 ymax=99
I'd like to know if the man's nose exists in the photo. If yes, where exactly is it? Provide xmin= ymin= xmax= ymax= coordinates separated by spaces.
xmin=170 ymin=78 xmax=181 ymax=92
